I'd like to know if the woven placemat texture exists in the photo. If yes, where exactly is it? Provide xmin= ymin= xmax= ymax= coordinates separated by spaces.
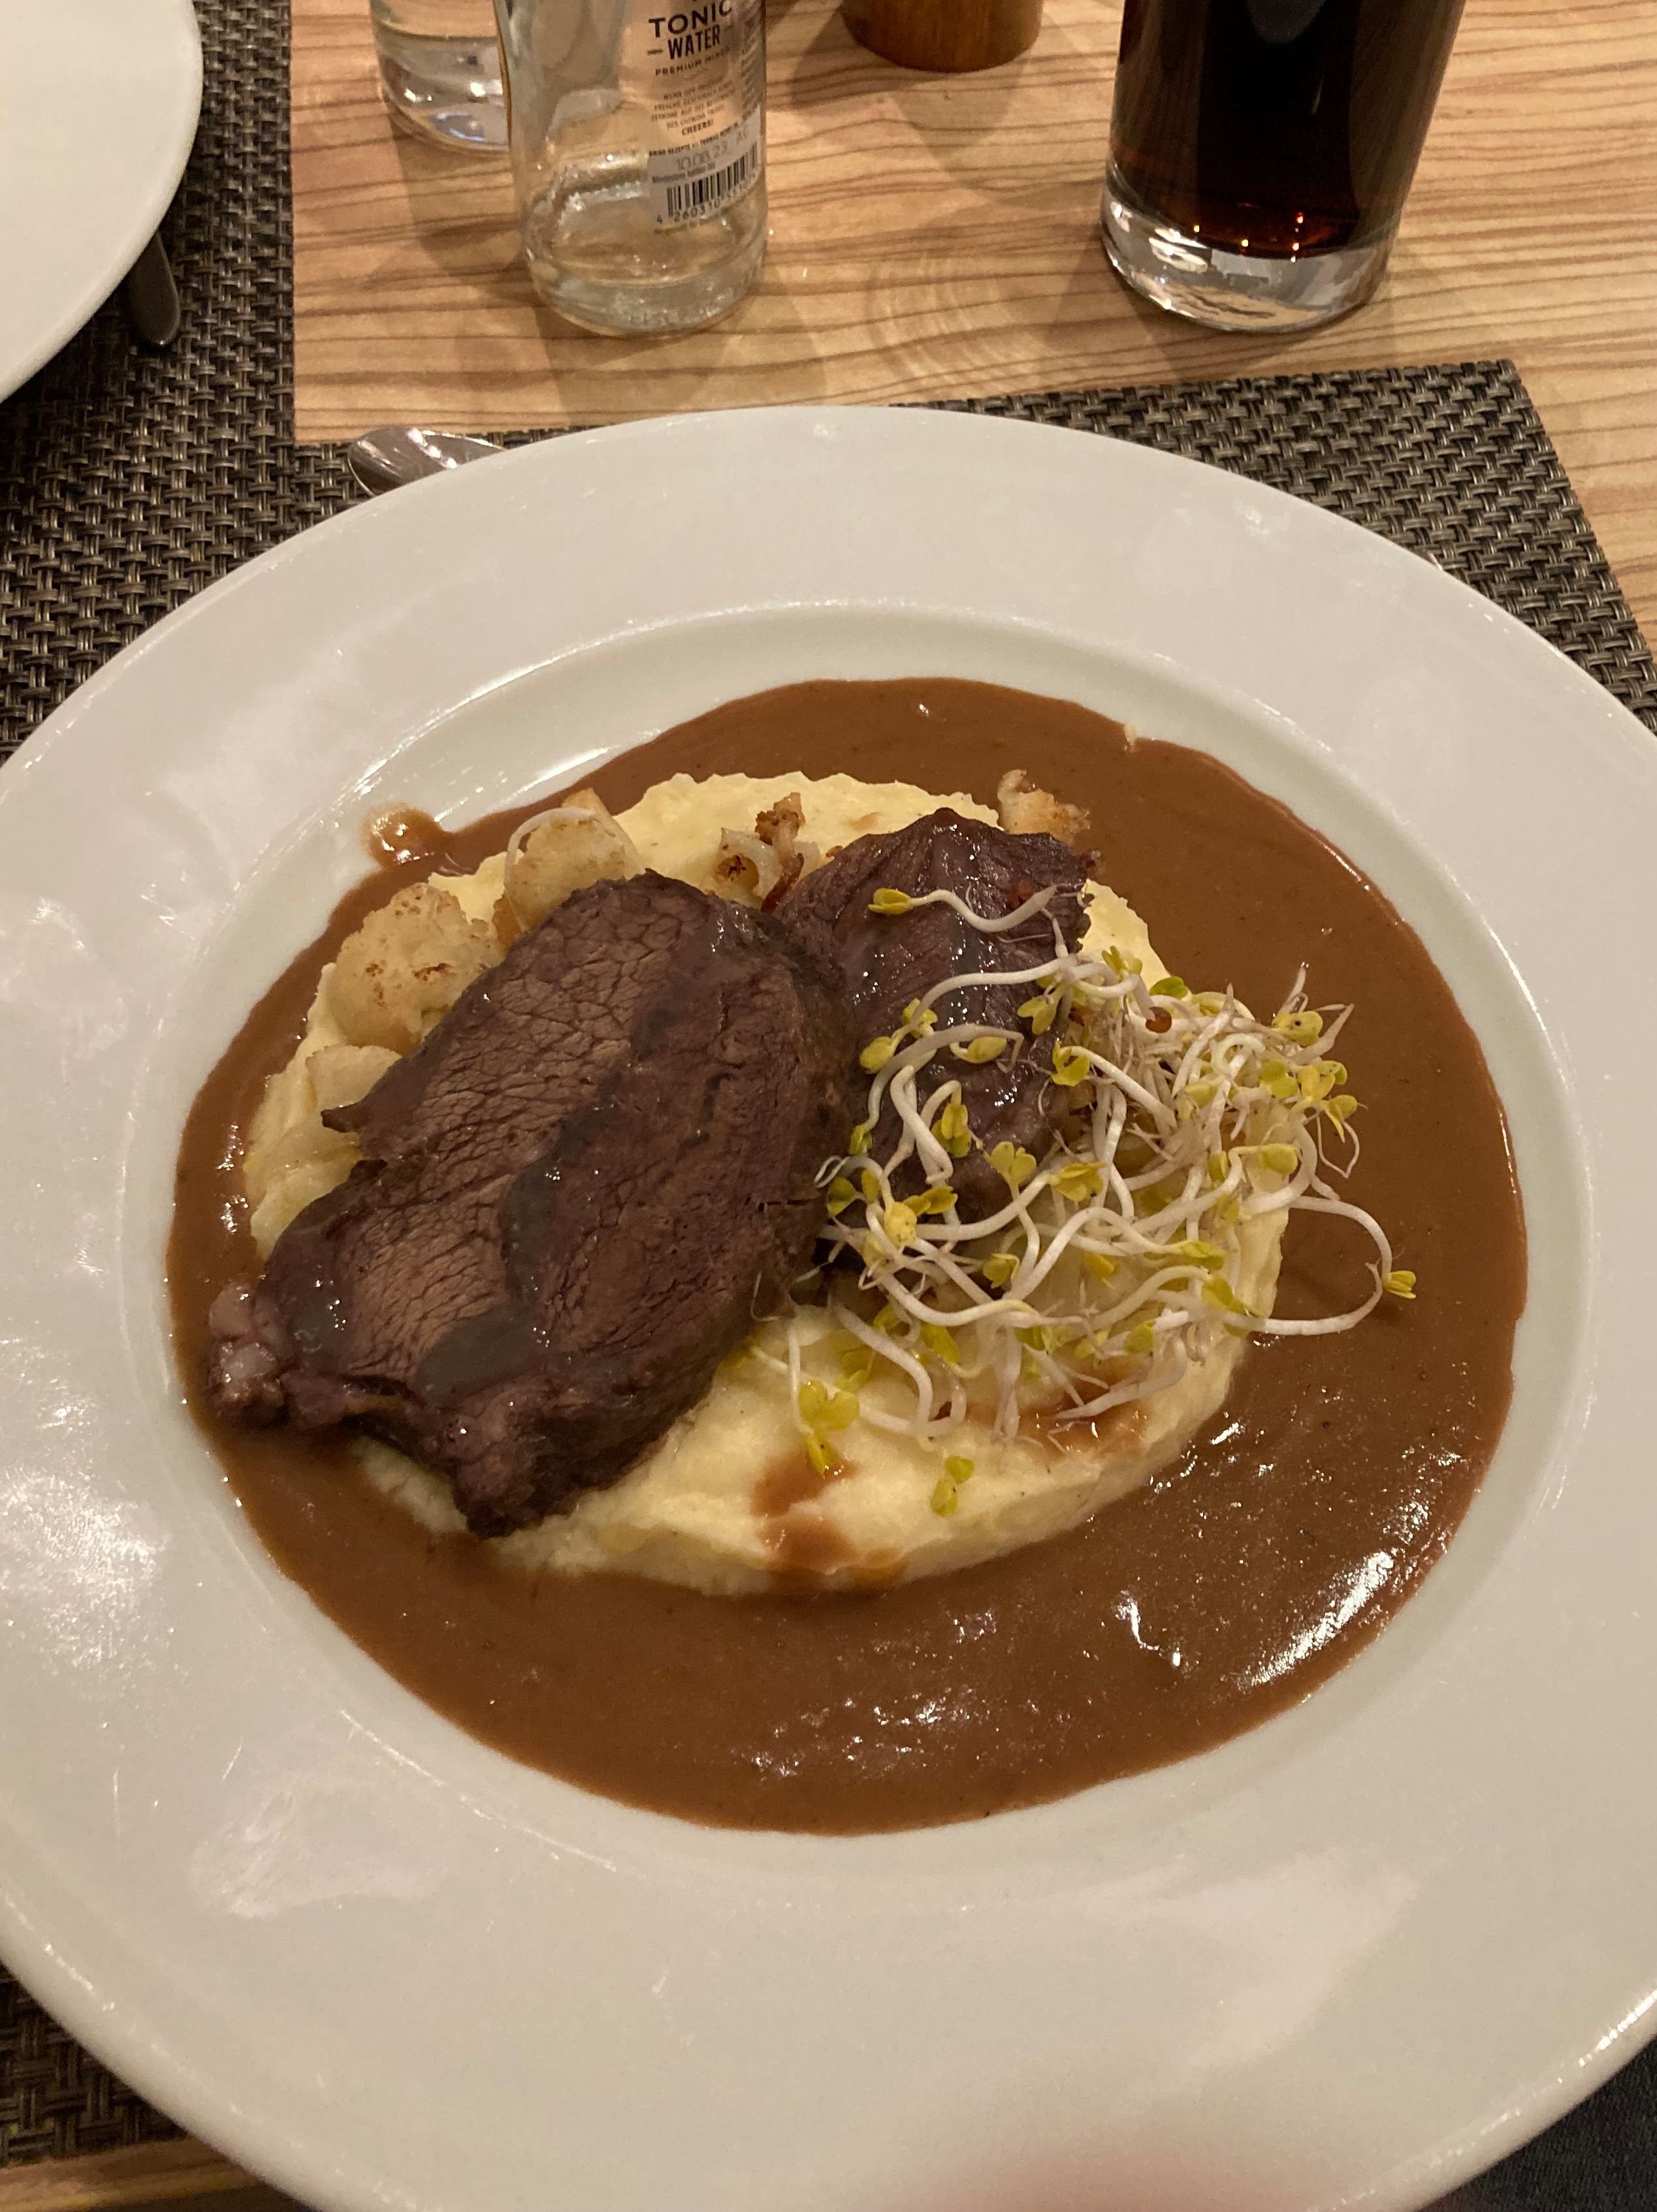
xmin=4 ymin=0 xmax=1657 ymax=2188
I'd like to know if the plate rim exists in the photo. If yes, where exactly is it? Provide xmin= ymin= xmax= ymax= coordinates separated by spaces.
xmin=0 ymin=0 xmax=203 ymax=402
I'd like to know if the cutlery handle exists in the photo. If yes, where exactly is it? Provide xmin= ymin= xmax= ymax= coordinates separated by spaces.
xmin=121 ymin=233 xmax=182 ymax=348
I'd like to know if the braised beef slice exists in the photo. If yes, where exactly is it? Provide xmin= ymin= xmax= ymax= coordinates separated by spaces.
xmin=208 ymin=873 xmax=853 ymax=1535
xmin=782 ymin=810 xmax=1087 ymax=1215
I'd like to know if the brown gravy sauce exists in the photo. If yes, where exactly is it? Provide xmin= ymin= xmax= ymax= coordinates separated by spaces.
xmin=169 ymin=680 xmax=1526 ymax=1833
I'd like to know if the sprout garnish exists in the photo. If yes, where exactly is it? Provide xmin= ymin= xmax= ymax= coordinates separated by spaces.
xmin=785 ymin=884 xmax=1413 ymax=1464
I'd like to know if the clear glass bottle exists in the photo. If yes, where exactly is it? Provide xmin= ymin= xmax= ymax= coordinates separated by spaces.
xmin=493 ymin=0 xmax=768 ymax=334
xmin=370 ymin=0 xmax=507 ymax=151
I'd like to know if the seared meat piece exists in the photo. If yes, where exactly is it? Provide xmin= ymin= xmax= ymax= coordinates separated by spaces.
xmin=209 ymin=874 xmax=853 ymax=1535
xmin=783 ymin=810 xmax=1087 ymax=1215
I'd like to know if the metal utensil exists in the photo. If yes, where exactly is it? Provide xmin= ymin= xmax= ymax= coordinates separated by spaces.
xmin=347 ymin=425 xmax=502 ymax=496
xmin=121 ymin=233 xmax=181 ymax=347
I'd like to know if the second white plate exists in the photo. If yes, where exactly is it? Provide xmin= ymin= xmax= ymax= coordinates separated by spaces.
xmin=0 ymin=0 xmax=201 ymax=400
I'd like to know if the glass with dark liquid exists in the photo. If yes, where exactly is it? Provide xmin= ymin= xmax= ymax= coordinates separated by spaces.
xmin=1103 ymin=0 xmax=1464 ymax=330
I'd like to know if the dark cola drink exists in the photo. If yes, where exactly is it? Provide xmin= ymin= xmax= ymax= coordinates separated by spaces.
xmin=1102 ymin=0 xmax=1463 ymax=330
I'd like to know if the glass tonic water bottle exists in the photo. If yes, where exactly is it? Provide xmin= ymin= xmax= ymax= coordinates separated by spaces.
xmin=494 ymin=0 xmax=767 ymax=333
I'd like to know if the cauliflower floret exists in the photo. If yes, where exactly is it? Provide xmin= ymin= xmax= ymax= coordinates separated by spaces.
xmin=995 ymin=769 xmax=1091 ymax=852
xmin=502 ymin=788 xmax=642 ymax=935
xmin=327 ymin=880 xmax=499 ymax=1053
xmin=708 ymin=792 xmax=822 ymax=908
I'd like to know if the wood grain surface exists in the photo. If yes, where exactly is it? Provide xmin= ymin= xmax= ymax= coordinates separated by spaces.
xmin=293 ymin=0 xmax=1657 ymax=638
xmin=0 ymin=2140 xmax=265 ymax=2211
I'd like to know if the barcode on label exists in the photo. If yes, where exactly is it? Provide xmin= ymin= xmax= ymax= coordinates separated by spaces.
xmin=662 ymin=142 xmax=760 ymax=223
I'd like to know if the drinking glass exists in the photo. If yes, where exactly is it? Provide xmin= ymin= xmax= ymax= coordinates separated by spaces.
xmin=1102 ymin=0 xmax=1464 ymax=331
xmin=370 ymin=0 xmax=507 ymax=151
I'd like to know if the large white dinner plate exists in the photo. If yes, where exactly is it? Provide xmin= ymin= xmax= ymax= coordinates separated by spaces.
xmin=0 ymin=408 xmax=1652 ymax=2212
xmin=0 ymin=0 xmax=201 ymax=402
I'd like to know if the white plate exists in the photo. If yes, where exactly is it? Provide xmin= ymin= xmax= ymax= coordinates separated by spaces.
xmin=1 ymin=409 xmax=1652 ymax=2212
xmin=0 ymin=0 xmax=202 ymax=401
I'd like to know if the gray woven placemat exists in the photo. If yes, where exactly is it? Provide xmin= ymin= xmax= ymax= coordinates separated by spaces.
xmin=3 ymin=0 xmax=1656 ymax=2196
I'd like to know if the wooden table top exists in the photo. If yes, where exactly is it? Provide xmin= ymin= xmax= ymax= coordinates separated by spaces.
xmin=294 ymin=0 xmax=1657 ymax=641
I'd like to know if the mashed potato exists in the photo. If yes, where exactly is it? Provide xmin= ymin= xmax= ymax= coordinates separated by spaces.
xmin=244 ymin=771 xmax=1285 ymax=1593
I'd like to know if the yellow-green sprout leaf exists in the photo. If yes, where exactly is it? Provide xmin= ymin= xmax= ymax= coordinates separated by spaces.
xmin=1149 ymin=974 xmax=1189 ymax=999
xmin=1194 ymin=991 xmax=1227 ymax=1017
xmin=1082 ymin=1251 xmax=1119 ymax=1283
xmin=1255 ymin=1142 xmax=1300 ymax=1177
xmin=868 ymin=888 xmax=914 ymax=915
xmin=872 ymin=1302 xmax=902 ymax=1336
xmin=1184 ymin=1078 xmax=1218 ymax=1108
xmin=914 ymin=1185 xmax=958 ymax=1218
xmin=848 ymin=1118 xmax=874 ymax=1156
xmin=1104 ymin=946 xmax=1144 ymax=976
xmin=1298 ymin=1057 xmax=1347 ymax=1103
xmin=825 ymin=1176 xmax=856 ymax=1218
xmin=944 ymin=1455 xmax=975 ymax=1484
xmin=1050 ymin=1043 xmax=1091 ymax=1087
xmin=1259 ymin=1058 xmax=1300 ymax=1102
xmin=1202 ymin=1275 xmax=1255 ymax=1317
xmin=901 ymin=997 xmax=939 ymax=1036
xmin=1214 ymin=1191 xmax=1242 ymax=1226
xmin=952 ymin=1034 xmax=1008 ymax=1065
xmin=1322 ymin=1092 xmax=1360 ymax=1127
xmin=805 ymin=1432 xmax=841 ymax=1477
xmin=858 ymin=1167 xmax=880 ymax=1202
xmin=840 ymin=1347 xmax=875 ymax=1388
xmin=1172 ymin=1238 xmax=1226 ymax=1269
xmin=1123 ymin=1319 xmax=1157 ymax=1356
xmin=1020 ymin=1349 xmax=1046 ymax=1383
xmin=859 ymin=1033 xmax=897 ymax=1074
xmin=990 ymin=1140 xmax=1037 ymax=1191
xmin=935 ymin=1098 xmax=972 ymax=1158
xmin=1141 ymin=1176 xmax=1185 ymax=1215
xmin=798 ymin=1379 xmax=860 ymax=1434
xmin=980 ymin=1251 xmax=1020 ymax=1289
xmin=1207 ymin=1150 xmax=1231 ymax=1186
xmin=820 ymin=1388 xmax=860 ymax=1432
xmin=1272 ymin=1008 xmax=1324 ymax=1043
xmin=1016 ymin=1324 xmax=1062 ymax=1354
xmin=883 ymin=1200 xmax=919 ymax=1249
xmin=1018 ymin=991 xmax=1058 ymax=1035
xmin=1384 ymin=1269 xmax=1417 ymax=1300
xmin=919 ymin=1323 xmax=961 ymax=1368
xmin=1051 ymin=1160 xmax=1104 ymax=1204
xmin=930 ymin=1475 xmax=960 ymax=1517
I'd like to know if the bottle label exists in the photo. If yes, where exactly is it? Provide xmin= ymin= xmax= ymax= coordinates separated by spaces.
xmin=639 ymin=0 xmax=766 ymax=230
xmin=648 ymin=107 xmax=762 ymax=228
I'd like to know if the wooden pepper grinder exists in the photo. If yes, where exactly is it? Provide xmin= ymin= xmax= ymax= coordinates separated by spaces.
xmin=842 ymin=0 xmax=1043 ymax=71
